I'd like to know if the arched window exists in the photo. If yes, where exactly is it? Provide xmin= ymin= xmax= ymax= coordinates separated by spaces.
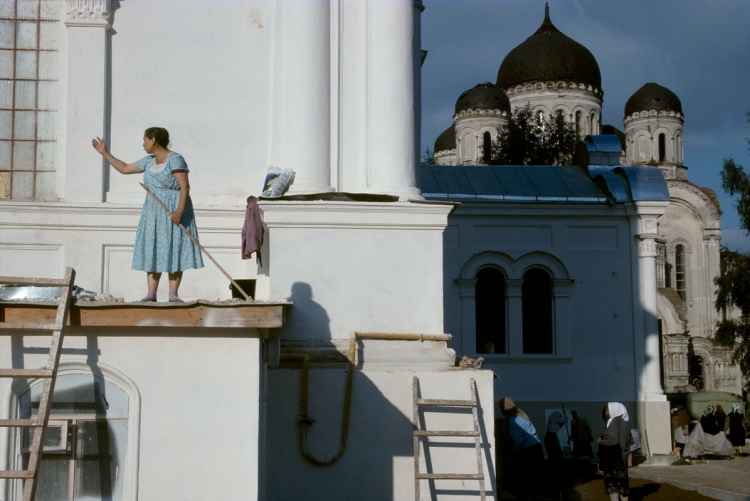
xmin=675 ymin=244 xmax=686 ymax=301
xmin=475 ymin=267 xmax=506 ymax=354
xmin=658 ymin=133 xmax=666 ymax=162
xmin=461 ymin=130 xmax=476 ymax=163
xmin=15 ymin=374 xmax=130 ymax=500
xmin=482 ymin=131 xmax=492 ymax=164
xmin=575 ymin=111 xmax=582 ymax=134
xmin=536 ymin=111 xmax=545 ymax=126
xmin=522 ymin=268 xmax=553 ymax=354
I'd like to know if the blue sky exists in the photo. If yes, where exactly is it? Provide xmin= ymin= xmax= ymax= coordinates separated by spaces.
xmin=420 ymin=0 xmax=750 ymax=250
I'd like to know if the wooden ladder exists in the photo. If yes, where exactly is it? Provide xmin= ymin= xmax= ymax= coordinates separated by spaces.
xmin=412 ymin=376 xmax=485 ymax=501
xmin=0 ymin=268 xmax=76 ymax=501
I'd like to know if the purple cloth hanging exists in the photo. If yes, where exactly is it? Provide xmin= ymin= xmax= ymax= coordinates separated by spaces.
xmin=241 ymin=196 xmax=263 ymax=266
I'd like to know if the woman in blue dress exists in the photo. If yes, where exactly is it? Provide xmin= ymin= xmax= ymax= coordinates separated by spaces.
xmin=92 ymin=127 xmax=204 ymax=302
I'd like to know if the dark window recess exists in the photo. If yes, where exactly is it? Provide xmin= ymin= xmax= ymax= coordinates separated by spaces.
xmin=475 ymin=268 xmax=506 ymax=354
xmin=482 ymin=132 xmax=491 ymax=164
xmin=658 ymin=133 xmax=666 ymax=162
xmin=522 ymin=268 xmax=553 ymax=354
xmin=675 ymin=244 xmax=686 ymax=301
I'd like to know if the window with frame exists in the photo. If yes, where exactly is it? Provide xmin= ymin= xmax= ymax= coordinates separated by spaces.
xmin=674 ymin=244 xmax=686 ymax=301
xmin=522 ymin=268 xmax=553 ymax=354
xmin=0 ymin=0 xmax=60 ymax=200
xmin=482 ymin=131 xmax=491 ymax=164
xmin=15 ymin=374 xmax=129 ymax=501
xmin=474 ymin=267 xmax=506 ymax=354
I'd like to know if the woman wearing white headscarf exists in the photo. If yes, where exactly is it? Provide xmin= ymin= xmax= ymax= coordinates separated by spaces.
xmin=725 ymin=403 xmax=746 ymax=454
xmin=596 ymin=403 xmax=632 ymax=501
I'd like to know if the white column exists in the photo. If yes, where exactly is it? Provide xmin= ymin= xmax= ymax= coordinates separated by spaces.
xmin=271 ymin=1 xmax=332 ymax=194
xmin=366 ymin=0 xmax=420 ymax=199
xmin=506 ymin=279 xmax=524 ymax=356
xmin=552 ymin=279 xmax=571 ymax=357
xmin=638 ymin=236 xmax=666 ymax=401
xmin=63 ymin=0 xmax=110 ymax=203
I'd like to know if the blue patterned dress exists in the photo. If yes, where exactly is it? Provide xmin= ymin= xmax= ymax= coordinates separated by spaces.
xmin=132 ymin=152 xmax=204 ymax=273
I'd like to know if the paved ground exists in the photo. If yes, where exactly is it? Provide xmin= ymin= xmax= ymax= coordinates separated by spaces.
xmin=629 ymin=455 xmax=750 ymax=501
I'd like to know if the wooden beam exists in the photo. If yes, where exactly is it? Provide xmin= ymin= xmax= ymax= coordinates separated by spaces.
xmin=0 ymin=301 xmax=290 ymax=329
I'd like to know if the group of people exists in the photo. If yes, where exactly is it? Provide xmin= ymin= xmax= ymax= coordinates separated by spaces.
xmin=500 ymin=399 xmax=634 ymax=501
xmin=676 ymin=403 xmax=746 ymax=458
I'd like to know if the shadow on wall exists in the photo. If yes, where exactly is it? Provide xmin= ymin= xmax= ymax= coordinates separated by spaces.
xmin=281 ymin=282 xmax=331 ymax=340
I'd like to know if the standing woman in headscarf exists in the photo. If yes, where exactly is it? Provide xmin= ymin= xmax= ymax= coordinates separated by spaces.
xmin=544 ymin=411 xmax=569 ymax=485
xmin=725 ymin=404 xmax=746 ymax=454
xmin=499 ymin=397 xmax=543 ymax=501
xmin=715 ymin=405 xmax=727 ymax=431
xmin=596 ymin=402 xmax=632 ymax=501
xmin=700 ymin=405 xmax=720 ymax=435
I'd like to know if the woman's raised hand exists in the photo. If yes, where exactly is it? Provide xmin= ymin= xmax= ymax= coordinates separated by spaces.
xmin=92 ymin=137 xmax=107 ymax=155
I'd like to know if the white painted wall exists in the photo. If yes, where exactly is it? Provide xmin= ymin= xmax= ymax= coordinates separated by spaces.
xmin=0 ymin=331 xmax=261 ymax=501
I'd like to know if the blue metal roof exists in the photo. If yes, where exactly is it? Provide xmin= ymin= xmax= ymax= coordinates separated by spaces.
xmin=420 ymin=165 xmax=609 ymax=202
xmin=614 ymin=167 xmax=671 ymax=201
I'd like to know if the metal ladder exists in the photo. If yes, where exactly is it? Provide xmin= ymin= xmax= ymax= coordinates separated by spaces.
xmin=412 ymin=376 xmax=485 ymax=501
xmin=0 ymin=268 xmax=76 ymax=501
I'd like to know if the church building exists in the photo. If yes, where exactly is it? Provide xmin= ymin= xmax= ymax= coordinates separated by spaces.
xmin=428 ymin=3 xmax=741 ymax=450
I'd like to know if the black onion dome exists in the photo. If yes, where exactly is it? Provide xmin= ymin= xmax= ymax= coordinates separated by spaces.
xmin=496 ymin=3 xmax=601 ymax=90
xmin=434 ymin=124 xmax=456 ymax=152
xmin=624 ymin=83 xmax=682 ymax=117
xmin=455 ymin=83 xmax=511 ymax=114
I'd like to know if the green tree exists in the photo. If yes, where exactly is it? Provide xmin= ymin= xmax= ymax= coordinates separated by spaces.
xmin=421 ymin=148 xmax=437 ymax=165
xmin=714 ymin=112 xmax=750 ymax=379
xmin=490 ymin=104 xmax=578 ymax=166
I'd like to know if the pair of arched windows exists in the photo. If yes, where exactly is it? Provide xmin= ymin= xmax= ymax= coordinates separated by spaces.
xmin=474 ymin=267 xmax=554 ymax=355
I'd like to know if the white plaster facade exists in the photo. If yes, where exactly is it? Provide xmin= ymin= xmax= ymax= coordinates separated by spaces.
xmin=1 ymin=1 xmax=497 ymax=500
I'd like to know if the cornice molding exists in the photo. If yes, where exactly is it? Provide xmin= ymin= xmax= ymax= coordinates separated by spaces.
xmin=504 ymin=80 xmax=603 ymax=98
xmin=624 ymin=109 xmax=684 ymax=125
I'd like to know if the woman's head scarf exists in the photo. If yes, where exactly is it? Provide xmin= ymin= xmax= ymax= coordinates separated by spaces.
xmin=499 ymin=397 xmax=529 ymax=421
xmin=703 ymin=405 xmax=715 ymax=417
xmin=732 ymin=403 xmax=741 ymax=413
xmin=607 ymin=402 xmax=629 ymax=427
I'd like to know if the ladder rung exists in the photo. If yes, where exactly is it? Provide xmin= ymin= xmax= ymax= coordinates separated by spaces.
xmin=414 ymin=430 xmax=479 ymax=437
xmin=0 ymin=323 xmax=59 ymax=331
xmin=416 ymin=398 xmax=475 ymax=407
xmin=0 ymin=470 xmax=35 ymax=479
xmin=0 ymin=369 xmax=53 ymax=378
xmin=0 ymin=277 xmax=69 ymax=287
xmin=0 ymin=419 xmax=44 ymax=427
xmin=416 ymin=473 xmax=484 ymax=480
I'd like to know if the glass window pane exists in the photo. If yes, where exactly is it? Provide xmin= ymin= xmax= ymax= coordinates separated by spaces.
xmin=37 ymin=110 xmax=54 ymax=139
xmin=38 ymin=80 xmax=56 ymax=109
xmin=75 ymin=420 xmax=127 ymax=501
xmin=0 ymin=110 xmax=12 ymax=139
xmin=23 ymin=374 xmax=130 ymax=418
xmin=0 ymin=79 xmax=12 ymax=108
xmin=17 ymin=0 xmax=39 ymax=19
xmin=0 ymin=20 xmax=14 ymax=49
xmin=522 ymin=268 xmax=553 ymax=354
xmin=0 ymin=139 xmax=10 ymax=169
xmin=17 ymin=22 xmax=38 ymax=50
xmin=15 ymin=80 xmax=36 ymax=109
xmin=35 ymin=170 xmax=55 ymax=198
xmin=11 ymin=170 xmax=33 ymax=198
xmin=0 ymin=0 xmax=15 ymax=18
xmin=0 ymin=171 xmax=9 ymax=198
xmin=36 ymin=140 xmax=54 ymax=170
xmin=16 ymin=455 xmax=71 ymax=501
xmin=15 ymin=50 xmax=37 ymax=79
xmin=0 ymin=50 xmax=13 ymax=78
xmin=13 ymin=140 xmax=33 ymax=168
xmin=39 ymin=21 xmax=59 ymax=50
xmin=14 ymin=110 xmax=35 ymax=138
xmin=40 ymin=1 xmax=61 ymax=20
xmin=38 ymin=50 xmax=58 ymax=79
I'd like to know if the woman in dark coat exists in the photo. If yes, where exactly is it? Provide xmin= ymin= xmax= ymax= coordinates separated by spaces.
xmin=715 ymin=405 xmax=727 ymax=431
xmin=596 ymin=403 xmax=632 ymax=501
xmin=725 ymin=403 xmax=746 ymax=454
xmin=700 ymin=405 xmax=720 ymax=435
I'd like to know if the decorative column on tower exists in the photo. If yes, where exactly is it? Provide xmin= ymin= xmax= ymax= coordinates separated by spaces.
xmin=270 ymin=0 xmax=332 ymax=194
xmin=63 ymin=0 xmax=111 ymax=202
xmin=366 ymin=0 xmax=421 ymax=199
